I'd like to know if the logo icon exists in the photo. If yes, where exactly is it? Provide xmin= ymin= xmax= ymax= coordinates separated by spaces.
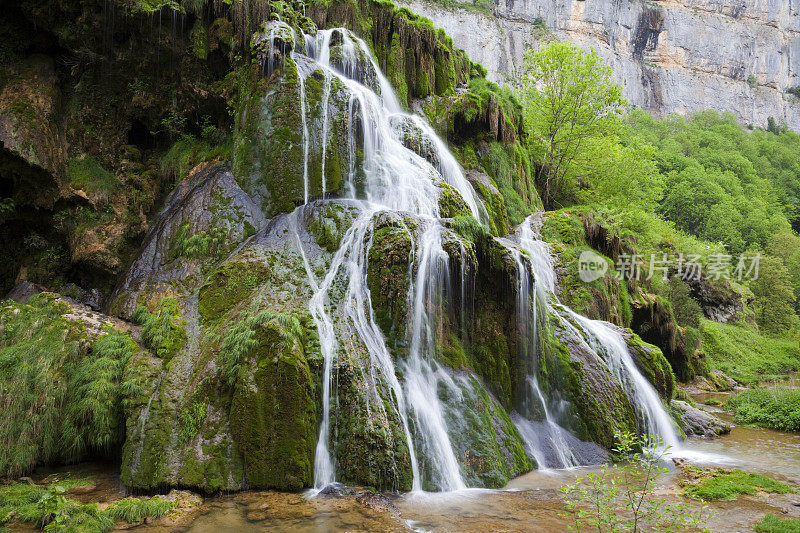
xmin=578 ymin=251 xmax=608 ymax=282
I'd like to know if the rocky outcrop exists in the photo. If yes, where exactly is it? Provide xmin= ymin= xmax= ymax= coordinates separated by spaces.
xmin=673 ymin=400 xmax=730 ymax=438
xmin=398 ymin=0 xmax=800 ymax=129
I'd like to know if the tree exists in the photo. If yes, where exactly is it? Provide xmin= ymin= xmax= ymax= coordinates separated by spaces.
xmin=516 ymin=41 xmax=627 ymax=208
xmin=749 ymin=255 xmax=797 ymax=335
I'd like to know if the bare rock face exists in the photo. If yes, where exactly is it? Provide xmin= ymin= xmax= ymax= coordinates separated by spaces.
xmin=398 ymin=0 xmax=800 ymax=129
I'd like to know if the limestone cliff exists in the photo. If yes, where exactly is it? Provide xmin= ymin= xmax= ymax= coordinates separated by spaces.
xmin=398 ymin=0 xmax=800 ymax=129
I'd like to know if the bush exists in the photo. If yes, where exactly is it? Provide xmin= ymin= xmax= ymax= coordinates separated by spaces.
xmin=560 ymin=432 xmax=713 ymax=531
xmin=725 ymin=387 xmax=800 ymax=432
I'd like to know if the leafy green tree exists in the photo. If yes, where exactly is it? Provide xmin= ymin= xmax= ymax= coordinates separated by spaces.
xmin=516 ymin=41 xmax=627 ymax=208
xmin=749 ymin=255 xmax=797 ymax=335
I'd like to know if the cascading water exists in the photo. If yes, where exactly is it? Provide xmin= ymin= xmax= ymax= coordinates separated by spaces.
xmin=513 ymin=215 xmax=681 ymax=456
xmin=270 ymin=19 xmax=681 ymax=492
xmin=511 ymin=241 xmax=577 ymax=470
xmin=280 ymin=26 xmax=484 ymax=491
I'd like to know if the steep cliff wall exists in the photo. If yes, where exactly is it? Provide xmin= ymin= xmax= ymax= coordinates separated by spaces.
xmin=398 ymin=0 xmax=800 ymax=129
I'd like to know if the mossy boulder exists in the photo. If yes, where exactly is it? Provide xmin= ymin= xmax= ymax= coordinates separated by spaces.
xmin=229 ymin=318 xmax=316 ymax=490
xmin=441 ymin=375 xmax=532 ymax=488
xmin=621 ymin=329 xmax=675 ymax=401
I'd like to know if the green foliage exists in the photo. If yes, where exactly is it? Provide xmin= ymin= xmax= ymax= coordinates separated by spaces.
xmin=218 ymin=306 xmax=301 ymax=388
xmin=560 ymin=432 xmax=713 ymax=532
xmin=700 ymin=319 xmax=800 ymax=384
xmin=68 ymin=155 xmax=120 ymax=195
xmin=179 ymin=402 xmax=208 ymax=444
xmin=724 ymin=387 xmax=800 ymax=432
xmin=133 ymin=298 xmax=187 ymax=362
xmin=62 ymin=329 xmax=138 ymax=462
xmin=668 ymin=277 xmax=702 ymax=328
xmin=516 ymin=41 xmax=627 ymax=208
xmin=788 ymin=87 xmax=800 ymax=99
xmin=748 ymin=74 xmax=758 ymax=88
xmin=0 ymin=296 xmax=135 ymax=478
xmin=755 ymin=514 xmax=800 ymax=533
xmin=0 ymin=480 xmax=174 ymax=531
xmin=749 ymin=254 xmax=798 ymax=334
xmin=683 ymin=469 xmax=797 ymax=501
xmin=628 ymin=110 xmax=800 ymax=256
xmin=161 ymin=134 xmax=233 ymax=183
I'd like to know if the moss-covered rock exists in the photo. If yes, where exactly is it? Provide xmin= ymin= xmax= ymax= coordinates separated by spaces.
xmin=442 ymin=375 xmax=532 ymax=488
xmin=229 ymin=316 xmax=316 ymax=490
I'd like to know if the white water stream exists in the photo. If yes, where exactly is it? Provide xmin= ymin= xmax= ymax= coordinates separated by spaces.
xmin=271 ymin=24 xmax=682 ymax=492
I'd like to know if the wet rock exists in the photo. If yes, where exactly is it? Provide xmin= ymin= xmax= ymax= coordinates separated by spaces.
xmin=319 ymin=482 xmax=348 ymax=497
xmin=108 ymin=162 xmax=264 ymax=319
xmin=0 ymin=55 xmax=67 ymax=201
xmin=673 ymin=400 xmax=731 ymax=438
xmin=356 ymin=490 xmax=400 ymax=517
xmin=6 ymin=280 xmax=45 ymax=303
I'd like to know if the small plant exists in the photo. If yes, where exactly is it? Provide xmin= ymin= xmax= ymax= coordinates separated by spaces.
xmin=788 ymin=86 xmax=800 ymax=98
xmin=218 ymin=305 xmax=301 ymax=388
xmin=179 ymin=402 xmax=207 ymax=444
xmin=754 ymin=513 xmax=800 ymax=533
xmin=747 ymin=74 xmax=758 ymax=88
xmin=560 ymin=432 xmax=714 ymax=532
xmin=533 ymin=17 xmax=546 ymax=29
xmin=683 ymin=468 xmax=797 ymax=501
xmin=104 ymin=496 xmax=174 ymax=523
xmin=133 ymin=298 xmax=187 ymax=361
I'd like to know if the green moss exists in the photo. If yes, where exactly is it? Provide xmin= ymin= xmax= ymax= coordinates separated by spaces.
xmin=445 ymin=376 xmax=532 ymax=487
xmin=161 ymin=134 xmax=233 ymax=183
xmin=623 ymin=332 xmax=675 ymax=400
xmin=133 ymin=298 xmax=187 ymax=362
xmin=198 ymin=260 xmax=270 ymax=322
xmin=684 ymin=469 xmax=797 ymax=501
xmin=307 ymin=202 xmax=356 ymax=253
xmin=366 ymin=216 xmax=414 ymax=339
xmin=189 ymin=18 xmax=208 ymax=60
xmin=228 ymin=315 xmax=316 ymax=490
xmin=68 ymin=154 xmax=120 ymax=194
xmin=539 ymin=313 xmax=638 ymax=449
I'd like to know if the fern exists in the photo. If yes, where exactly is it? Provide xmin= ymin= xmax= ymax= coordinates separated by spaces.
xmin=218 ymin=306 xmax=301 ymax=388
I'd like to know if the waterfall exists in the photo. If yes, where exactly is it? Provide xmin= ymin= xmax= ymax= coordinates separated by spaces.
xmin=513 ymin=215 xmax=681 ymax=456
xmin=511 ymin=231 xmax=577 ymax=469
xmin=282 ymin=27 xmax=483 ymax=491
xmin=271 ymin=21 xmax=679 ymax=492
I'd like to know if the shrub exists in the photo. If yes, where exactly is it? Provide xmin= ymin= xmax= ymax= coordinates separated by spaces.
xmin=560 ymin=432 xmax=713 ymax=531
xmin=725 ymin=387 xmax=800 ymax=432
